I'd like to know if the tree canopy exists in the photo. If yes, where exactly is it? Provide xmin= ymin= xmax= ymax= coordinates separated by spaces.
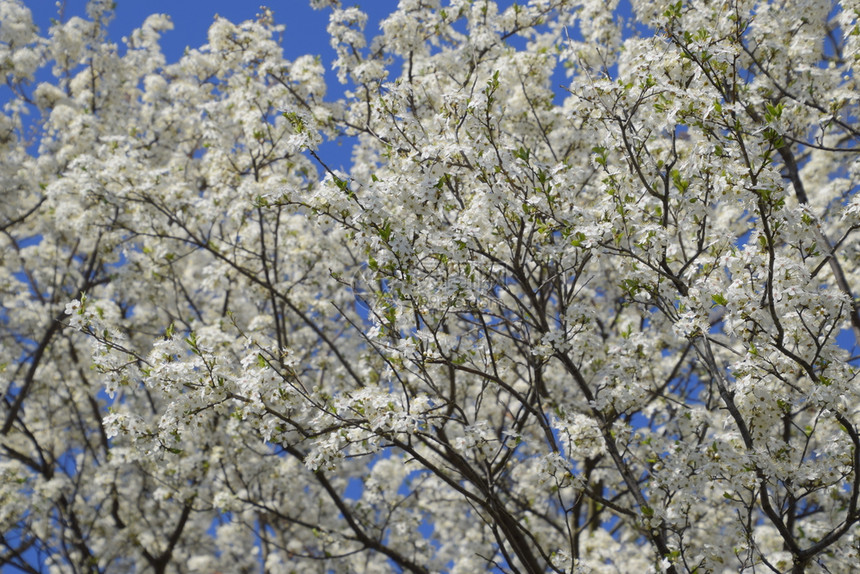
xmin=2 ymin=0 xmax=860 ymax=572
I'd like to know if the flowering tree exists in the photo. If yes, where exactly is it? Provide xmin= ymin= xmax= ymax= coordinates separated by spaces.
xmin=2 ymin=0 xmax=860 ymax=572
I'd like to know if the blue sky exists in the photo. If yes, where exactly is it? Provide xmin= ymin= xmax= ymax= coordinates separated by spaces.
xmin=29 ymin=1 xmax=394 ymax=86
xmin=23 ymin=1 xmax=400 ymax=171
xmin=33 ymin=1 xmax=353 ymax=58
